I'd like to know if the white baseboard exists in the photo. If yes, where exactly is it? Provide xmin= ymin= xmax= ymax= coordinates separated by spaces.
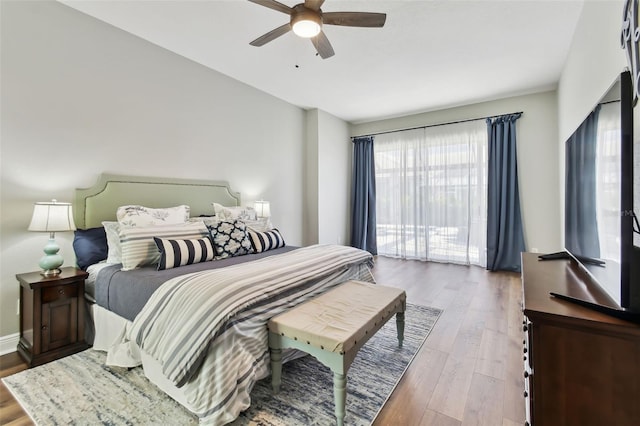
xmin=0 ymin=333 xmax=19 ymax=356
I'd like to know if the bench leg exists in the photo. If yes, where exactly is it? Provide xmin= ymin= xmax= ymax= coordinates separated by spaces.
xmin=333 ymin=372 xmax=346 ymax=426
xmin=269 ymin=332 xmax=282 ymax=393
xmin=396 ymin=311 xmax=405 ymax=348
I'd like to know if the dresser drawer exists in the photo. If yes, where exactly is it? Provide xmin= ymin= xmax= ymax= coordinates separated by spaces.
xmin=42 ymin=284 xmax=78 ymax=303
xmin=523 ymin=314 xmax=534 ymax=425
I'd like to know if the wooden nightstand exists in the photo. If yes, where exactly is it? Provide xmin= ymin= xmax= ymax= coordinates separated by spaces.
xmin=16 ymin=267 xmax=90 ymax=367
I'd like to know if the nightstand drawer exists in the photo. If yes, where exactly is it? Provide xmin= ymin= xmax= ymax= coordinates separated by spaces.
xmin=42 ymin=284 xmax=78 ymax=303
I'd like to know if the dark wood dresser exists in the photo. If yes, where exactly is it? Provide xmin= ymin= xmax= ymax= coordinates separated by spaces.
xmin=521 ymin=252 xmax=640 ymax=426
xmin=16 ymin=267 xmax=90 ymax=367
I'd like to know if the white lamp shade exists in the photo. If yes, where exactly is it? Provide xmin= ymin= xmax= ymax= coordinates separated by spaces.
xmin=254 ymin=200 xmax=271 ymax=218
xmin=28 ymin=201 xmax=77 ymax=232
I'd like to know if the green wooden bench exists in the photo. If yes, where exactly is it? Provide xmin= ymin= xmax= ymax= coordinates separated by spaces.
xmin=267 ymin=280 xmax=407 ymax=425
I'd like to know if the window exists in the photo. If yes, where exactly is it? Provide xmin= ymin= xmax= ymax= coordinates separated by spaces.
xmin=595 ymin=102 xmax=622 ymax=262
xmin=374 ymin=120 xmax=488 ymax=266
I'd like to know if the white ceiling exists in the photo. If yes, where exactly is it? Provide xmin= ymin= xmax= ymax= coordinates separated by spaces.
xmin=58 ymin=0 xmax=584 ymax=123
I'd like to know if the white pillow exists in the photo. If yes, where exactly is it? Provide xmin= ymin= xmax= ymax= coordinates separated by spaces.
xmin=212 ymin=202 xmax=257 ymax=221
xmin=119 ymin=222 xmax=209 ymax=271
xmin=117 ymin=205 xmax=190 ymax=228
xmin=242 ymin=217 xmax=273 ymax=233
xmin=102 ymin=221 xmax=122 ymax=264
xmin=189 ymin=216 xmax=220 ymax=227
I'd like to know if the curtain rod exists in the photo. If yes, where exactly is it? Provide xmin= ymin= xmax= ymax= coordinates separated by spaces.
xmin=599 ymin=99 xmax=620 ymax=106
xmin=351 ymin=111 xmax=524 ymax=139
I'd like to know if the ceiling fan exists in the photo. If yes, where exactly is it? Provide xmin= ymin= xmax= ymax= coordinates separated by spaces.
xmin=248 ymin=0 xmax=386 ymax=59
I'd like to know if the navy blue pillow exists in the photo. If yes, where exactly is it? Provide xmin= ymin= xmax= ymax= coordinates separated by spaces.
xmin=73 ymin=227 xmax=108 ymax=270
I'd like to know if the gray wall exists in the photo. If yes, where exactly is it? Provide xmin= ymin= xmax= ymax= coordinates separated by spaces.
xmin=317 ymin=110 xmax=352 ymax=246
xmin=350 ymin=0 xmax=630 ymax=258
xmin=558 ymin=0 xmax=627 ymax=143
xmin=557 ymin=0 xmax=628 ymax=246
xmin=304 ymin=109 xmax=352 ymax=246
xmin=0 ymin=0 xmax=311 ymax=339
xmin=1 ymin=0 xmax=630 ymax=348
xmin=351 ymin=91 xmax=561 ymax=254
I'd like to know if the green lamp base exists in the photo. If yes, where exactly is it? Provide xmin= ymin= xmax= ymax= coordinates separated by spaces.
xmin=39 ymin=237 xmax=64 ymax=276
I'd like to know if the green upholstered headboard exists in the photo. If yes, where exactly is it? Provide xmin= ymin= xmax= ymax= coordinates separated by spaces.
xmin=74 ymin=174 xmax=241 ymax=229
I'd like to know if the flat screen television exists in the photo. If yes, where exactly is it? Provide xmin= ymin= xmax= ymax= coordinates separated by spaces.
xmin=545 ymin=70 xmax=640 ymax=322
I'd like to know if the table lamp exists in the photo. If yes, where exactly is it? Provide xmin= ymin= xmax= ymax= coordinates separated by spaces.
xmin=28 ymin=200 xmax=76 ymax=276
xmin=254 ymin=200 xmax=271 ymax=218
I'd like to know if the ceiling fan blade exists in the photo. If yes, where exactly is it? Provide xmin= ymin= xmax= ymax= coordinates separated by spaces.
xmin=322 ymin=12 xmax=386 ymax=27
xmin=250 ymin=23 xmax=291 ymax=47
xmin=304 ymin=0 xmax=326 ymax=11
xmin=248 ymin=0 xmax=292 ymax=15
xmin=311 ymin=30 xmax=335 ymax=59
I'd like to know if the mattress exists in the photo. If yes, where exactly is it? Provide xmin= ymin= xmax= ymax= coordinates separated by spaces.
xmin=92 ymin=246 xmax=297 ymax=321
xmin=93 ymin=244 xmax=375 ymax=424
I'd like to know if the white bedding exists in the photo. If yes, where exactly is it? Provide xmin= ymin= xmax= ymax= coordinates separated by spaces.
xmin=85 ymin=262 xmax=115 ymax=303
xmin=93 ymin=305 xmax=194 ymax=408
xmin=93 ymin=305 xmax=306 ymax=418
xmin=94 ymin=244 xmax=375 ymax=425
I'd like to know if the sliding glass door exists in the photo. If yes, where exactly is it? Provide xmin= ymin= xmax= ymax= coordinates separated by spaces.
xmin=374 ymin=120 xmax=488 ymax=266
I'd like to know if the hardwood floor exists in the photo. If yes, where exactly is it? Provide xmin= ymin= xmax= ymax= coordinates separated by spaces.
xmin=0 ymin=256 xmax=524 ymax=425
xmin=0 ymin=352 xmax=30 ymax=425
xmin=371 ymin=256 xmax=524 ymax=425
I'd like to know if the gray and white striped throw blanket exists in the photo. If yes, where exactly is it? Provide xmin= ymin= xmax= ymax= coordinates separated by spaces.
xmin=127 ymin=244 xmax=374 ymax=425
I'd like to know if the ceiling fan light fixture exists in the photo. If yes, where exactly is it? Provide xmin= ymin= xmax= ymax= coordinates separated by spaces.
xmin=291 ymin=7 xmax=322 ymax=38
xmin=292 ymin=19 xmax=321 ymax=38
xmin=249 ymin=0 xmax=387 ymax=59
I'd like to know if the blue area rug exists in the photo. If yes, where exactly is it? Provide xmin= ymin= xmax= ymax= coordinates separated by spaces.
xmin=3 ymin=303 xmax=440 ymax=425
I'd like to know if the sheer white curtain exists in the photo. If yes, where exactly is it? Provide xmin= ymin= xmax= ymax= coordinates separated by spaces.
xmin=374 ymin=120 xmax=488 ymax=266
xmin=596 ymin=102 xmax=621 ymax=262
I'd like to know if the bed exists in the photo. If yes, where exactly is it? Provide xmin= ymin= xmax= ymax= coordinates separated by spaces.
xmin=74 ymin=174 xmax=375 ymax=425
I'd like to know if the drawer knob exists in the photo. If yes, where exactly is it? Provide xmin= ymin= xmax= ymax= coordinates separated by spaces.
xmin=58 ymin=289 xmax=65 ymax=295
xmin=41 ymin=325 xmax=48 ymax=331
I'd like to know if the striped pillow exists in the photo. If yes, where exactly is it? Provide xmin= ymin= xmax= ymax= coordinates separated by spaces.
xmin=248 ymin=229 xmax=285 ymax=253
xmin=154 ymin=237 xmax=215 ymax=270
xmin=118 ymin=222 xmax=209 ymax=271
